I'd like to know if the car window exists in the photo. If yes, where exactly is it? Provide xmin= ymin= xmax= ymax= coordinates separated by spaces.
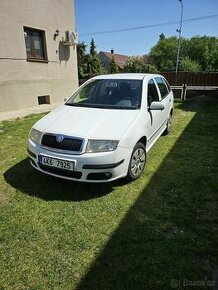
xmin=163 ymin=78 xmax=172 ymax=92
xmin=66 ymin=79 xmax=142 ymax=110
xmin=155 ymin=77 xmax=169 ymax=99
xmin=147 ymin=79 xmax=160 ymax=107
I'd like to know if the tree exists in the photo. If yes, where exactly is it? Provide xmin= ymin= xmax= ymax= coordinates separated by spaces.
xmin=123 ymin=55 xmax=158 ymax=73
xmin=180 ymin=56 xmax=201 ymax=72
xmin=77 ymin=41 xmax=89 ymax=79
xmin=149 ymin=36 xmax=179 ymax=71
xmin=149 ymin=34 xmax=218 ymax=72
xmin=88 ymin=38 xmax=103 ymax=76
xmin=110 ymin=56 xmax=119 ymax=73
xmin=90 ymin=38 xmax=97 ymax=56
xmin=184 ymin=36 xmax=218 ymax=71
xmin=159 ymin=33 xmax=166 ymax=41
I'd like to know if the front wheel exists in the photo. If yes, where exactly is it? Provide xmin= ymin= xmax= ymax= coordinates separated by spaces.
xmin=126 ymin=142 xmax=146 ymax=181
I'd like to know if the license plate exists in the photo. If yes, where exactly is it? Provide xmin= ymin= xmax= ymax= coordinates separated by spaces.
xmin=39 ymin=156 xmax=74 ymax=171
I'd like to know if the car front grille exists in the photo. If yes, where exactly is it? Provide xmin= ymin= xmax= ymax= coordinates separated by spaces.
xmin=41 ymin=134 xmax=83 ymax=152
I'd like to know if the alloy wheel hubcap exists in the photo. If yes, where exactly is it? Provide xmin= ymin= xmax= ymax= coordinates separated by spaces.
xmin=130 ymin=148 xmax=146 ymax=177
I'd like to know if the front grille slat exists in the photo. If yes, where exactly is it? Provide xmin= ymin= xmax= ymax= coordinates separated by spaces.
xmin=41 ymin=134 xmax=83 ymax=152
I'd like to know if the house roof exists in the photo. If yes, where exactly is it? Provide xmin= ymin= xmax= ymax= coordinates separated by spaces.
xmin=99 ymin=51 xmax=129 ymax=69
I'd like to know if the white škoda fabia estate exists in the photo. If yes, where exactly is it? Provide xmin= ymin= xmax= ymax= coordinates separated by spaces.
xmin=28 ymin=74 xmax=173 ymax=182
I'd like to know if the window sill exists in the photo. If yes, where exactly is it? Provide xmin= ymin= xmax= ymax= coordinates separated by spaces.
xmin=27 ymin=58 xmax=48 ymax=63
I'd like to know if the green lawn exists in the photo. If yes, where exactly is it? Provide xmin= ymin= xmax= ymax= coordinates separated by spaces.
xmin=0 ymin=100 xmax=217 ymax=290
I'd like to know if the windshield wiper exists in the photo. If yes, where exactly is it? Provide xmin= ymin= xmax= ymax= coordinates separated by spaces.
xmin=65 ymin=103 xmax=138 ymax=109
xmin=113 ymin=106 xmax=138 ymax=110
xmin=65 ymin=103 xmax=112 ymax=108
xmin=65 ymin=103 xmax=88 ymax=107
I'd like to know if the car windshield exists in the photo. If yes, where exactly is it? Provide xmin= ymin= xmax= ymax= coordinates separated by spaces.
xmin=66 ymin=79 xmax=142 ymax=109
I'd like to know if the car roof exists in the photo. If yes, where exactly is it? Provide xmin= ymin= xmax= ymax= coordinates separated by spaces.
xmin=92 ymin=73 xmax=163 ymax=81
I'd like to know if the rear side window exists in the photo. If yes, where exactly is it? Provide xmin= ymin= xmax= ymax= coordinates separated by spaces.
xmin=147 ymin=79 xmax=160 ymax=107
xmin=155 ymin=77 xmax=169 ymax=99
xmin=163 ymin=78 xmax=172 ymax=92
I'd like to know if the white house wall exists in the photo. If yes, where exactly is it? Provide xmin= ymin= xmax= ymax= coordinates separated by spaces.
xmin=0 ymin=0 xmax=78 ymax=112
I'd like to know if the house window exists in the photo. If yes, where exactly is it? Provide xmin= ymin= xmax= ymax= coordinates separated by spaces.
xmin=24 ymin=27 xmax=48 ymax=62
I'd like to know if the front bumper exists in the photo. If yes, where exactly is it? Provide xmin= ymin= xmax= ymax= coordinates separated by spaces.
xmin=27 ymin=139 xmax=132 ymax=182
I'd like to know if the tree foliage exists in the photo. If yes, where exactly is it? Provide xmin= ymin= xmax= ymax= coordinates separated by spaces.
xmin=110 ymin=56 xmax=119 ymax=73
xmin=179 ymin=56 xmax=201 ymax=72
xmin=88 ymin=38 xmax=103 ymax=76
xmin=149 ymin=34 xmax=218 ymax=72
xmin=149 ymin=35 xmax=178 ymax=71
xmin=77 ymin=35 xmax=218 ymax=80
xmin=77 ymin=42 xmax=89 ymax=79
xmin=123 ymin=55 xmax=158 ymax=73
xmin=183 ymin=36 xmax=218 ymax=71
xmin=77 ymin=38 xmax=104 ymax=80
xmin=90 ymin=38 xmax=97 ymax=56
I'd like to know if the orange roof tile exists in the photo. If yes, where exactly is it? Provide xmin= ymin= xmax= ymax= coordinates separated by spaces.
xmin=100 ymin=51 xmax=129 ymax=69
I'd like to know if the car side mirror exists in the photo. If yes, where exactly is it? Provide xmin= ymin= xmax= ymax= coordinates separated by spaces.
xmin=149 ymin=101 xmax=165 ymax=111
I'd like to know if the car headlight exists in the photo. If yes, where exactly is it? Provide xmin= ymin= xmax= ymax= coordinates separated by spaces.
xmin=29 ymin=128 xmax=42 ymax=145
xmin=86 ymin=140 xmax=119 ymax=153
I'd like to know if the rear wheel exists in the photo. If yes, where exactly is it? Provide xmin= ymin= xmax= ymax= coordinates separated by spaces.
xmin=126 ymin=142 xmax=146 ymax=181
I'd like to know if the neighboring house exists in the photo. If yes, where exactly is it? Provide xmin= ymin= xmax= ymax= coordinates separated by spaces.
xmin=98 ymin=50 xmax=128 ymax=73
xmin=0 ymin=0 xmax=78 ymax=112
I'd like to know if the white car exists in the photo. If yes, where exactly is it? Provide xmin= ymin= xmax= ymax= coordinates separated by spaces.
xmin=27 ymin=73 xmax=173 ymax=182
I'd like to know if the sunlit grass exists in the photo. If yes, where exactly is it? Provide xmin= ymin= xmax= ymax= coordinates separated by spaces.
xmin=0 ymin=100 xmax=217 ymax=289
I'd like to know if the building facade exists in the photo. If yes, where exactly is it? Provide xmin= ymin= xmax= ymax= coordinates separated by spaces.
xmin=0 ymin=0 xmax=78 ymax=112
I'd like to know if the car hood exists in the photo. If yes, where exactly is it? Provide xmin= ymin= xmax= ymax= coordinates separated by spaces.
xmin=34 ymin=105 xmax=139 ymax=140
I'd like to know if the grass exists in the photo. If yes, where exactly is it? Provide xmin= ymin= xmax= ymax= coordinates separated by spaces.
xmin=0 ymin=100 xmax=217 ymax=289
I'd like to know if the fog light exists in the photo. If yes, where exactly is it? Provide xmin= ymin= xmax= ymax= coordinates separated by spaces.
xmin=87 ymin=172 xmax=112 ymax=180
xmin=105 ymin=172 xmax=112 ymax=178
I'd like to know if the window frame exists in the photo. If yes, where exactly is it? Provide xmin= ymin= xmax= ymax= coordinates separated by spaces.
xmin=163 ymin=77 xmax=172 ymax=93
xmin=147 ymin=78 xmax=161 ymax=108
xmin=154 ymin=77 xmax=169 ymax=100
xmin=24 ymin=26 xmax=48 ymax=63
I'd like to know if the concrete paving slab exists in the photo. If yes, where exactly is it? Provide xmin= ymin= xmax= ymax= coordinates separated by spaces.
xmin=0 ymin=102 xmax=63 ymax=122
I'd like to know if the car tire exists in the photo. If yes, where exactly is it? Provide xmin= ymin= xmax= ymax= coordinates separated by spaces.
xmin=163 ymin=112 xmax=172 ymax=135
xmin=126 ymin=142 xmax=146 ymax=181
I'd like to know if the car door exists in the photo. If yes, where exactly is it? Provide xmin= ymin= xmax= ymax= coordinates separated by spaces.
xmin=146 ymin=78 xmax=165 ymax=149
xmin=154 ymin=77 xmax=172 ymax=124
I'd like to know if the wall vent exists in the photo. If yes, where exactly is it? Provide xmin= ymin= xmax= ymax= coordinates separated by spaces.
xmin=38 ymin=95 xmax=50 ymax=105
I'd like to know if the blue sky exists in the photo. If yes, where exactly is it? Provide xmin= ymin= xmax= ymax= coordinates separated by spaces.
xmin=75 ymin=0 xmax=218 ymax=56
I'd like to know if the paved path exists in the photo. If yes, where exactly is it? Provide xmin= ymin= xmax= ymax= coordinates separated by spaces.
xmin=0 ymin=102 xmax=62 ymax=122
